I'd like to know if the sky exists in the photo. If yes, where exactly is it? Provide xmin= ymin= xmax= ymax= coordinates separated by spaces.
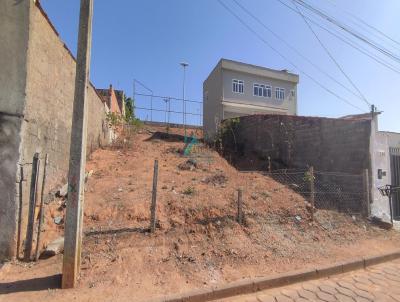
xmin=40 ymin=0 xmax=400 ymax=132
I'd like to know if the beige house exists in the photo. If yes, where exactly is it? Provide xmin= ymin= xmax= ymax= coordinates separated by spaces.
xmin=203 ymin=59 xmax=299 ymax=141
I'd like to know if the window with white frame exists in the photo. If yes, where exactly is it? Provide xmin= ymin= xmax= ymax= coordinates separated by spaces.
xmin=264 ymin=85 xmax=272 ymax=98
xmin=253 ymin=84 xmax=271 ymax=98
xmin=275 ymin=87 xmax=285 ymax=100
xmin=232 ymin=79 xmax=244 ymax=94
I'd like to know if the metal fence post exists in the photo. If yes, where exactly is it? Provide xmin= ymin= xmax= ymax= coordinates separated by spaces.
xmin=237 ymin=189 xmax=243 ymax=225
xmin=150 ymin=159 xmax=159 ymax=233
xmin=363 ymin=169 xmax=371 ymax=217
xmin=309 ymin=166 xmax=315 ymax=221
xmin=389 ymin=194 xmax=394 ymax=225
xmin=24 ymin=152 xmax=40 ymax=262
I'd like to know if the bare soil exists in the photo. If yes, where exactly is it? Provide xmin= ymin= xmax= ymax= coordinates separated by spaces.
xmin=1 ymin=125 xmax=399 ymax=302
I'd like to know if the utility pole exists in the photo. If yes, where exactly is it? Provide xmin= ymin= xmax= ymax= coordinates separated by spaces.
xmin=62 ymin=0 xmax=94 ymax=289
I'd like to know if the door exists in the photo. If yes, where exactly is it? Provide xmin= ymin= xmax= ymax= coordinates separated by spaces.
xmin=390 ymin=147 xmax=400 ymax=219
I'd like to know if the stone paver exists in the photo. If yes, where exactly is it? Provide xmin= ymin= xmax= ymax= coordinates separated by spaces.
xmin=217 ymin=259 xmax=400 ymax=302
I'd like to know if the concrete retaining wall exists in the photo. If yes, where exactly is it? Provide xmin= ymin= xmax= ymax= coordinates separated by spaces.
xmin=0 ymin=0 xmax=31 ymax=260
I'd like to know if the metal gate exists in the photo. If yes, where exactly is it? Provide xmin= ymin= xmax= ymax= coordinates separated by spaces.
xmin=390 ymin=147 xmax=400 ymax=219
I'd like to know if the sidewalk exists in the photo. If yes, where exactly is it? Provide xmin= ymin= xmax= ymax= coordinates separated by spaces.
xmin=217 ymin=259 xmax=400 ymax=302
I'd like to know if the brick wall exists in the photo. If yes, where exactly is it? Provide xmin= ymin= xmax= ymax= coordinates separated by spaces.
xmin=0 ymin=1 xmax=112 ymax=259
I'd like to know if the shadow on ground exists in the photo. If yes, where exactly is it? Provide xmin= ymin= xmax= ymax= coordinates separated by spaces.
xmin=0 ymin=274 xmax=61 ymax=294
xmin=145 ymin=131 xmax=185 ymax=142
xmin=84 ymin=226 xmax=148 ymax=237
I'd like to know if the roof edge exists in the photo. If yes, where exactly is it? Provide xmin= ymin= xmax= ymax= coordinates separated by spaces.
xmin=219 ymin=58 xmax=299 ymax=83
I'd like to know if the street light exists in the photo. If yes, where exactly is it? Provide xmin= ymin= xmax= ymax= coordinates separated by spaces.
xmin=180 ymin=62 xmax=189 ymax=140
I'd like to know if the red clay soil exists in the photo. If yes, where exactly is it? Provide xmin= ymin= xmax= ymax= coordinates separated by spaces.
xmin=1 ymin=126 xmax=399 ymax=302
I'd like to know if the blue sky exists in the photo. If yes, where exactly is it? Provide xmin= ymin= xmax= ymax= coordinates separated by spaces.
xmin=40 ymin=0 xmax=400 ymax=131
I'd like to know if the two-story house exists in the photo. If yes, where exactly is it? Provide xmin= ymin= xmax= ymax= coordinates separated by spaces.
xmin=203 ymin=59 xmax=299 ymax=141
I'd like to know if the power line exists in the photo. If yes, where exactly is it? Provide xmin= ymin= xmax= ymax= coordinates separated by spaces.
xmin=291 ymin=0 xmax=371 ymax=107
xmin=231 ymin=0 xmax=370 ymax=104
xmin=323 ymin=0 xmax=400 ymax=51
xmin=274 ymin=0 xmax=400 ymax=75
xmin=292 ymin=0 xmax=400 ymax=64
xmin=216 ymin=0 xmax=366 ymax=112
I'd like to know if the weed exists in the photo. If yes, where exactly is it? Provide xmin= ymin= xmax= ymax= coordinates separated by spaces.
xmin=260 ymin=191 xmax=271 ymax=199
xmin=183 ymin=186 xmax=195 ymax=195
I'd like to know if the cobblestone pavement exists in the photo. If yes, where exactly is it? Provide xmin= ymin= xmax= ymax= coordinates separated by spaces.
xmin=217 ymin=259 xmax=400 ymax=302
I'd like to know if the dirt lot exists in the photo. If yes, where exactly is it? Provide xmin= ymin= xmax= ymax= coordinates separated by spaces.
xmin=1 ymin=125 xmax=399 ymax=302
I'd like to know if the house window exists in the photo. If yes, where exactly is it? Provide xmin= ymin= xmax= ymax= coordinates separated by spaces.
xmin=264 ymin=85 xmax=272 ymax=98
xmin=291 ymin=90 xmax=295 ymax=97
xmin=253 ymin=84 xmax=271 ymax=98
xmin=254 ymin=84 xmax=262 ymax=97
xmin=232 ymin=79 xmax=244 ymax=94
xmin=275 ymin=87 xmax=285 ymax=100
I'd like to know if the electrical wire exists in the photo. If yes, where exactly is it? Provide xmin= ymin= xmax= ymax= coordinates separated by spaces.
xmin=292 ymin=0 xmax=400 ymax=64
xmin=274 ymin=0 xmax=400 ymax=75
xmin=291 ymin=0 xmax=371 ymax=107
xmin=216 ymin=0 xmax=366 ymax=112
xmin=232 ymin=0 xmax=371 ymax=104
xmin=322 ymin=0 xmax=400 ymax=51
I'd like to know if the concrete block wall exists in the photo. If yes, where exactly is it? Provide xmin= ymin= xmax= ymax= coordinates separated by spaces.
xmin=225 ymin=115 xmax=371 ymax=174
xmin=0 ymin=0 xmax=112 ymax=260
xmin=221 ymin=114 xmax=372 ymax=213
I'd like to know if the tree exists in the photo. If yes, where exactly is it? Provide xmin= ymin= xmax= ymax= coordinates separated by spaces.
xmin=125 ymin=97 xmax=134 ymax=121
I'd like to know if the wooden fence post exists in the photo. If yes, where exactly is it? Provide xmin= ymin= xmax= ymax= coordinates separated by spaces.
xmin=363 ymin=169 xmax=371 ymax=217
xmin=24 ymin=152 xmax=40 ymax=262
xmin=17 ymin=166 xmax=24 ymax=259
xmin=309 ymin=166 xmax=315 ymax=221
xmin=150 ymin=159 xmax=159 ymax=233
xmin=268 ymin=156 xmax=272 ymax=172
xmin=237 ymin=189 xmax=243 ymax=225
xmin=35 ymin=154 xmax=49 ymax=261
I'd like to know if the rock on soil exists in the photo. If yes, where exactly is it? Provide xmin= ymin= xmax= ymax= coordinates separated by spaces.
xmin=178 ymin=159 xmax=199 ymax=171
xmin=203 ymin=173 xmax=228 ymax=186
xmin=56 ymin=183 xmax=68 ymax=198
xmin=40 ymin=237 xmax=64 ymax=259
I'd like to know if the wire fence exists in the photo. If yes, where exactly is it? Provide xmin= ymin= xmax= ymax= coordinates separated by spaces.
xmin=132 ymin=79 xmax=203 ymax=127
xmin=263 ymin=168 xmax=368 ymax=216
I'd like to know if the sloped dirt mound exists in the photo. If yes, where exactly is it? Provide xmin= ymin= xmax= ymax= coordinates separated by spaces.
xmin=5 ymin=125 xmax=399 ymax=302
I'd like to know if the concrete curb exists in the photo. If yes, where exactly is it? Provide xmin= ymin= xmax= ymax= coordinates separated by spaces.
xmin=148 ymin=250 xmax=400 ymax=302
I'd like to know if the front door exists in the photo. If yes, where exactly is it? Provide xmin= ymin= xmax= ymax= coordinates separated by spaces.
xmin=390 ymin=147 xmax=400 ymax=219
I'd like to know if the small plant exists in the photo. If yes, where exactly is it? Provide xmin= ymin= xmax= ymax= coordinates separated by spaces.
xmin=125 ymin=117 xmax=143 ymax=129
xmin=260 ymin=191 xmax=271 ymax=199
xmin=106 ymin=112 xmax=123 ymax=128
xmin=183 ymin=186 xmax=195 ymax=195
xmin=303 ymin=171 xmax=315 ymax=183
xmin=215 ymin=117 xmax=241 ymax=153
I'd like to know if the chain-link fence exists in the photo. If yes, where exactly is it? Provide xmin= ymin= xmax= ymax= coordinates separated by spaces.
xmin=263 ymin=168 xmax=369 ymax=216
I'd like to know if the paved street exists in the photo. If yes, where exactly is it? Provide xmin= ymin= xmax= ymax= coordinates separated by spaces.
xmin=217 ymin=259 xmax=400 ymax=302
